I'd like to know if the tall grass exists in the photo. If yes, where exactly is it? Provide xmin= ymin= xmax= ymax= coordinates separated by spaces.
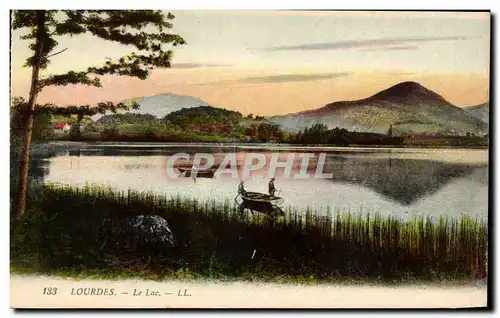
xmin=10 ymin=183 xmax=488 ymax=283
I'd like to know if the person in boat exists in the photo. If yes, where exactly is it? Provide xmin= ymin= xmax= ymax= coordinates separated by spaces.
xmin=238 ymin=180 xmax=246 ymax=196
xmin=269 ymin=177 xmax=276 ymax=197
xmin=191 ymin=165 xmax=198 ymax=183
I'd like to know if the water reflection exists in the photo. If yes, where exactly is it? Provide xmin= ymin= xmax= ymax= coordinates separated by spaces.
xmin=326 ymin=156 xmax=487 ymax=205
xmin=36 ymin=145 xmax=488 ymax=219
xmin=10 ymin=148 xmax=51 ymax=188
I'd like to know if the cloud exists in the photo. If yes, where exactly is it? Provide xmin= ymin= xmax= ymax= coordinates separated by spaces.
xmin=171 ymin=63 xmax=228 ymax=69
xmin=239 ymin=72 xmax=350 ymax=83
xmin=261 ymin=36 xmax=473 ymax=51
xmin=363 ymin=45 xmax=420 ymax=51
xmin=192 ymin=72 xmax=350 ymax=86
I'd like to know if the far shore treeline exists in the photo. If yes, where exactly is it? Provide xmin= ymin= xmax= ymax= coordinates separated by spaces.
xmin=10 ymin=103 xmax=488 ymax=148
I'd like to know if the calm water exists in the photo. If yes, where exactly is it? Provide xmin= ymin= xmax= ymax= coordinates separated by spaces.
xmin=28 ymin=143 xmax=489 ymax=220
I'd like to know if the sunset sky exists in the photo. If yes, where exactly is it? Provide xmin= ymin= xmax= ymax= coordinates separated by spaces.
xmin=10 ymin=10 xmax=490 ymax=116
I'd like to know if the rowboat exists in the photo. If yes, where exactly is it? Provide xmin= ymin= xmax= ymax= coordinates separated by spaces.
xmin=235 ymin=191 xmax=285 ymax=218
xmin=177 ymin=167 xmax=216 ymax=178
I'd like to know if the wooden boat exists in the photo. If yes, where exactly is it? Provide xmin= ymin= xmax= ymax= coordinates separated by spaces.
xmin=177 ymin=167 xmax=216 ymax=178
xmin=235 ymin=191 xmax=285 ymax=218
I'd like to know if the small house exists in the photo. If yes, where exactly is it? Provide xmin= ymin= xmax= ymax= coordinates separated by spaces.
xmin=54 ymin=122 xmax=71 ymax=133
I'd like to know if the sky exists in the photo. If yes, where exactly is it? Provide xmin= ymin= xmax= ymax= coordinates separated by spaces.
xmin=10 ymin=10 xmax=491 ymax=115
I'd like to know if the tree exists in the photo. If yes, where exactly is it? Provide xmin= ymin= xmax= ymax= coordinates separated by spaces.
xmin=12 ymin=10 xmax=185 ymax=215
xmin=254 ymin=122 xmax=282 ymax=142
xmin=387 ymin=124 xmax=393 ymax=137
xmin=10 ymin=97 xmax=54 ymax=149
xmin=298 ymin=123 xmax=329 ymax=144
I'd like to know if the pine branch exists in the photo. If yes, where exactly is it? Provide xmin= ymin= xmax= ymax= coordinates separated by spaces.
xmin=14 ymin=10 xmax=186 ymax=96
xmin=47 ymin=47 xmax=68 ymax=58
xmin=14 ymin=10 xmax=186 ymax=88
xmin=38 ymin=71 xmax=101 ymax=90
xmin=11 ymin=96 xmax=140 ymax=117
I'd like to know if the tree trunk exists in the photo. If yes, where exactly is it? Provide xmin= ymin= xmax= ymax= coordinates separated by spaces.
xmin=17 ymin=11 xmax=46 ymax=216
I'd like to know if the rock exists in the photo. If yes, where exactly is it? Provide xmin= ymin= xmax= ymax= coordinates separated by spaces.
xmin=125 ymin=215 xmax=175 ymax=246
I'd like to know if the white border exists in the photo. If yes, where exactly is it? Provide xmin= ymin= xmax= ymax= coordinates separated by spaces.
xmin=2 ymin=0 xmax=497 ymax=316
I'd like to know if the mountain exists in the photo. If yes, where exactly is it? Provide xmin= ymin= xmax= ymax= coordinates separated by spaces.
xmin=91 ymin=93 xmax=211 ymax=121
xmin=464 ymin=102 xmax=489 ymax=125
xmin=270 ymin=81 xmax=488 ymax=135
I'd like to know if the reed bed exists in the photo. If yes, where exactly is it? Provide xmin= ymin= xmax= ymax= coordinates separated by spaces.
xmin=10 ymin=183 xmax=488 ymax=283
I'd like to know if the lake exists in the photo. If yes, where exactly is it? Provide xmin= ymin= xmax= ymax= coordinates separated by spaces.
xmin=25 ymin=142 xmax=489 ymax=220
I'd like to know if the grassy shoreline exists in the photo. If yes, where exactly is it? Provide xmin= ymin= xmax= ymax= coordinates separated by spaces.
xmin=11 ymin=183 xmax=488 ymax=285
xmin=51 ymin=137 xmax=489 ymax=149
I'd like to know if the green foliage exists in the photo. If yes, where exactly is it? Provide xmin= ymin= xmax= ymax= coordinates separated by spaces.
xmin=13 ymin=11 xmax=58 ymax=69
xmin=13 ymin=10 xmax=186 ymax=89
xmin=11 ymin=9 xmax=184 ymax=137
xmin=94 ymin=121 xmax=237 ymax=143
xmin=38 ymin=101 xmax=140 ymax=119
xmin=10 ymin=97 xmax=55 ymax=148
xmin=52 ymin=106 xmax=410 ymax=145
xmin=164 ymin=106 xmax=242 ymax=125
xmin=102 ymin=127 xmax=119 ymax=135
xmin=163 ymin=106 xmax=242 ymax=134
xmin=68 ymin=123 xmax=82 ymax=139
xmin=50 ymin=114 xmax=77 ymax=124
xmin=243 ymin=122 xmax=283 ymax=142
xmin=95 ymin=113 xmax=159 ymax=130
xmin=294 ymin=123 xmax=404 ymax=146
xmin=83 ymin=122 xmax=100 ymax=133
xmin=404 ymin=135 xmax=489 ymax=148
xmin=40 ymin=71 xmax=102 ymax=88
xmin=12 ymin=10 xmax=186 ymax=215
xmin=117 ymin=122 xmax=174 ymax=136
xmin=296 ymin=123 xmax=330 ymax=144
xmin=10 ymin=96 xmax=143 ymax=142
xmin=11 ymin=184 xmax=488 ymax=283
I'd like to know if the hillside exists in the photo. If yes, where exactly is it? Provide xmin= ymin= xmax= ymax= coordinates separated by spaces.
xmin=163 ymin=106 xmax=242 ymax=124
xmin=95 ymin=113 xmax=159 ymax=126
xmin=162 ymin=106 xmax=243 ymax=135
xmin=91 ymin=93 xmax=211 ymax=121
xmin=270 ymin=82 xmax=488 ymax=136
xmin=464 ymin=102 xmax=489 ymax=125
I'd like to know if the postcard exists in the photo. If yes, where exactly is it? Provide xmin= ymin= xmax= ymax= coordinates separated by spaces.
xmin=9 ymin=10 xmax=489 ymax=309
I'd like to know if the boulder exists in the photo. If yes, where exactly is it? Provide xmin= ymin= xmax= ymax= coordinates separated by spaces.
xmin=125 ymin=215 xmax=175 ymax=246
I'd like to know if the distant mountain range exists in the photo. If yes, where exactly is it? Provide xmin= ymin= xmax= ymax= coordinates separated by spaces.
xmin=269 ymin=81 xmax=488 ymax=135
xmin=90 ymin=82 xmax=489 ymax=136
xmin=91 ymin=93 xmax=211 ymax=121
xmin=463 ymin=102 xmax=489 ymax=125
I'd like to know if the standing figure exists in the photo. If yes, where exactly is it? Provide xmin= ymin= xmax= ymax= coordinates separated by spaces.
xmin=237 ymin=180 xmax=246 ymax=215
xmin=268 ymin=177 xmax=276 ymax=197
xmin=238 ymin=180 xmax=246 ymax=196
xmin=191 ymin=165 xmax=198 ymax=183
